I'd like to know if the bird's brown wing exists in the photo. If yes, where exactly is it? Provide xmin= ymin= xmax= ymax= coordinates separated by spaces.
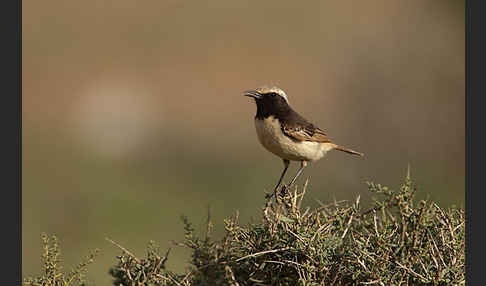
xmin=282 ymin=123 xmax=332 ymax=143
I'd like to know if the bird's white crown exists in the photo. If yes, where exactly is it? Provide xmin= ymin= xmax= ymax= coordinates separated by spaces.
xmin=255 ymin=85 xmax=289 ymax=103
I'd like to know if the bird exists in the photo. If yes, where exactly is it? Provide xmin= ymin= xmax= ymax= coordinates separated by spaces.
xmin=243 ymin=85 xmax=364 ymax=198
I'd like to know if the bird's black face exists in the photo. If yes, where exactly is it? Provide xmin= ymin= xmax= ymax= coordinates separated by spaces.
xmin=243 ymin=89 xmax=290 ymax=119
xmin=255 ymin=92 xmax=288 ymax=107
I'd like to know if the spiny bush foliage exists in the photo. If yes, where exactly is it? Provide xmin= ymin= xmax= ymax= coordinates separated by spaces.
xmin=108 ymin=170 xmax=465 ymax=285
xmin=23 ymin=233 xmax=99 ymax=286
xmin=107 ymin=238 xmax=176 ymax=285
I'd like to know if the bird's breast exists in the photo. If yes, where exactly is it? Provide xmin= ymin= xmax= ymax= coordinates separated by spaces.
xmin=254 ymin=116 xmax=332 ymax=162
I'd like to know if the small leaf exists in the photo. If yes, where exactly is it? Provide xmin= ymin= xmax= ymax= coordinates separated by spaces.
xmin=278 ymin=216 xmax=295 ymax=223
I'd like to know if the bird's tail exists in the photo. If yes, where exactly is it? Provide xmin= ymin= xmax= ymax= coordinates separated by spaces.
xmin=332 ymin=144 xmax=364 ymax=157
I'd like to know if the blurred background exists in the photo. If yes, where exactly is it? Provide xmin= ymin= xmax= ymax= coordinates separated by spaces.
xmin=23 ymin=1 xmax=464 ymax=284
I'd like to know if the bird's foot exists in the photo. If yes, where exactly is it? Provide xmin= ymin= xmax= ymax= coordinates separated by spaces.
xmin=266 ymin=184 xmax=290 ymax=202
xmin=279 ymin=185 xmax=289 ymax=197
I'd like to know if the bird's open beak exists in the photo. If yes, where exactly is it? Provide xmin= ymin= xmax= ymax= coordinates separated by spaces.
xmin=243 ymin=90 xmax=262 ymax=99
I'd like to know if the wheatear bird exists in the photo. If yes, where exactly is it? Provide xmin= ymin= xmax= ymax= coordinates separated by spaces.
xmin=243 ymin=85 xmax=364 ymax=197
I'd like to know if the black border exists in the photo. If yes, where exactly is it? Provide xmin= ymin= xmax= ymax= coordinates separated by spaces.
xmin=465 ymin=0 xmax=472 ymax=285
xmin=2 ymin=0 xmax=22 ymax=284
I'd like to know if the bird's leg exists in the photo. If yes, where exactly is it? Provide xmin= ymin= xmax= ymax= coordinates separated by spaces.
xmin=267 ymin=159 xmax=290 ymax=199
xmin=286 ymin=161 xmax=307 ymax=190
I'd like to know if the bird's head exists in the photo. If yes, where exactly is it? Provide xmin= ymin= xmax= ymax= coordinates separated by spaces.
xmin=243 ymin=86 xmax=291 ymax=118
xmin=243 ymin=85 xmax=289 ymax=107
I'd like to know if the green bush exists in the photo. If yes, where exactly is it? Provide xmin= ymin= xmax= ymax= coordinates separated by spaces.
xmin=108 ymin=170 xmax=465 ymax=285
xmin=23 ymin=234 xmax=99 ymax=286
xmin=24 ymin=169 xmax=465 ymax=285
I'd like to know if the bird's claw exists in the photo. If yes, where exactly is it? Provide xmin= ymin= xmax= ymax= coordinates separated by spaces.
xmin=267 ymin=184 xmax=289 ymax=202
xmin=279 ymin=185 xmax=289 ymax=197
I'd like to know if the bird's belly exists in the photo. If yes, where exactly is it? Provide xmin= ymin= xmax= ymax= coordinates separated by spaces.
xmin=254 ymin=117 xmax=331 ymax=162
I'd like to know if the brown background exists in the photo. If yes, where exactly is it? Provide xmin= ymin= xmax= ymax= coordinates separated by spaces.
xmin=23 ymin=1 xmax=464 ymax=285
